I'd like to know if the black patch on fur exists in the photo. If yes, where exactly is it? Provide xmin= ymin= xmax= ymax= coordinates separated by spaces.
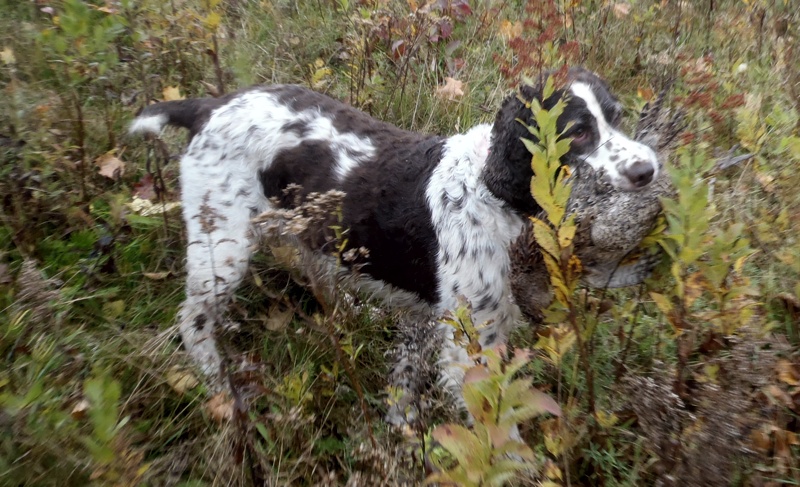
xmin=259 ymin=141 xmax=337 ymax=205
xmin=281 ymin=120 xmax=311 ymax=137
xmin=340 ymin=136 xmax=444 ymax=303
xmin=193 ymin=314 xmax=207 ymax=331
xmin=252 ymin=85 xmax=445 ymax=303
xmin=482 ymin=67 xmax=618 ymax=216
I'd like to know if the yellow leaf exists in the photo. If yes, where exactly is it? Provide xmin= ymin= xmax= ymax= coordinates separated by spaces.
xmin=435 ymin=77 xmax=465 ymax=101
xmin=684 ymin=271 xmax=706 ymax=308
xmin=162 ymin=85 xmax=184 ymax=101
xmin=0 ymin=46 xmax=15 ymax=65
xmin=637 ymin=86 xmax=654 ymax=101
xmin=103 ymin=300 xmax=125 ymax=320
xmin=777 ymin=360 xmax=800 ymax=386
xmin=649 ymin=292 xmax=673 ymax=315
xmin=204 ymin=11 xmax=222 ymax=31
xmin=95 ymin=152 xmax=126 ymax=180
xmin=544 ymin=432 xmax=562 ymax=456
xmin=532 ymin=217 xmax=559 ymax=258
xmin=499 ymin=20 xmax=523 ymax=40
xmin=703 ymin=363 xmax=719 ymax=382
xmin=205 ymin=392 xmax=234 ymax=423
xmin=166 ymin=366 xmax=199 ymax=394
xmin=596 ymin=410 xmax=619 ymax=429
xmin=544 ymin=460 xmax=563 ymax=480
xmin=557 ymin=222 xmax=577 ymax=249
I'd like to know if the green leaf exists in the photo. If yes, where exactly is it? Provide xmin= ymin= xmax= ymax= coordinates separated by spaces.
xmin=432 ymin=424 xmax=487 ymax=471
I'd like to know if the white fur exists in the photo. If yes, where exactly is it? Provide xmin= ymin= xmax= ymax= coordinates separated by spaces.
xmin=426 ymin=124 xmax=524 ymax=393
xmin=128 ymin=114 xmax=167 ymax=135
xmin=570 ymin=82 xmax=660 ymax=190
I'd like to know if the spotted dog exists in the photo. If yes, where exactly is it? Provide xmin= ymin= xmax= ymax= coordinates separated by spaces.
xmin=129 ymin=67 xmax=659 ymax=421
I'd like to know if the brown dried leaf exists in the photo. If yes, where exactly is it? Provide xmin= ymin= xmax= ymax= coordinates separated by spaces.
xmin=755 ymin=172 xmax=775 ymax=193
xmin=0 ymin=263 xmax=10 ymax=285
xmin=265 ymin=304 xmax=293 ymax=331
xmin=270 ymin=245 xmax=299 ymax=267
xmin=96 ymin=152 xmax=125 ymax=180
xmin=162 ymin=85 xmax=185 ymax=101
xmin=206 ymin=392 xmax=234 ymax=423
xmin=1 ymin=46 xmax=15 ymax=65
xmin=764 ymin=384 xmax=793 ymax=408
xmin=499 ymin=20 xmax=522 ymax=40
xmin=436 ymin=77 xmax=465 ymax=101
xmin=143 ymin=271 xmax=171 ymax=280
xmin=612 ymin=2 xmax=631 ymax=18
xmin=71 ymin=399 xmax=90 ymax=420
xmin=133 ymin=173 xmax=156 ymax=200
xmin=777 ymin=360 xmax=800 ymax=386
xmin=750 ymin=427 xmax=771 ymax=453
xmin=166 ymin=366 xmax=199 ymax=394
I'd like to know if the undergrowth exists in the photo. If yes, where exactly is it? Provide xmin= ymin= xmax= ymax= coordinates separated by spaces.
xmin=1 ymin=0 xmax=799 ymax=485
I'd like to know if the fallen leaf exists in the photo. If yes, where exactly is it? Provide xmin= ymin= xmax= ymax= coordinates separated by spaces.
xmin=0 ymin=47 xmax=15 ymax=65
xmin=0 ymin=263 xmax=10 ymax=285
xmin=750 ymin=427 xmax=771 ymax=453
xmin=162 ymin=86 xmax=184 ymax=101
xmin=143 ymin=271 xmax=171 ymax=280
xmin=755 ymin=172 xmax=775 ymax=193
xmin=265 ymin=304 xmax=293 ymax=331
xmin=391 ymin=39 xmax=406 ymax=59
xmin=499 ymin=20 xmax=523 ymax=40
xmin=436 ymin=77 xmax=465 ymax=101
xmin=777 ymin=360 xmax=800 ymax=386
xmin=764 ymin=384 xmax=793 ymax=408
xmin=200 ymin=80 xmax=221 ymax=97
xmin=133 ymin=173 xmax=156 ymax=200
xmin=71 ymin=399 xmax=90 ymax=420
xmin=206 ymin=392 xmax=234 ymax=423
xmin=166 ymin=366 xmax=199 ymax=394
xmin=637 ymin=86 xmax=654 ymax=101
xmin=270 ymin=245 xmax=299 ymax=267
xmin=612 ymin=2 xmax=631 ymax=18
xmin=451 ymin=0 xmax=472 ymax=17
xmin=127 ymin=196 xmax=181 ymax=216
xmin=96 ymin=152 xmax=125 ymax=180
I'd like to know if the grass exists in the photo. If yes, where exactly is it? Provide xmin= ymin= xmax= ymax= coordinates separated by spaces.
xmin=1 ymin=0 xmax=799 ymax=485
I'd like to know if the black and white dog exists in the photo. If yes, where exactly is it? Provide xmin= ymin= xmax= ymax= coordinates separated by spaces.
xmin=130 ymin=67 xmax=659 ymax=418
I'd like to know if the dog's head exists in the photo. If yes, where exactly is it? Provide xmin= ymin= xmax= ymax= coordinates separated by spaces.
xmin=484 ymin=67 xmax=660 ymax=215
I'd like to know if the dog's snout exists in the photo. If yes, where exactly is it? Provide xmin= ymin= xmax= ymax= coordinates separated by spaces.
xmin=624 ymin=160 xmax=655 ymax=189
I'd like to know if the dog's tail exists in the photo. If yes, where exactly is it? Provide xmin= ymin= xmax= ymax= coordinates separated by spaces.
xmin=129 ymin=98 xmax=215 ymax=137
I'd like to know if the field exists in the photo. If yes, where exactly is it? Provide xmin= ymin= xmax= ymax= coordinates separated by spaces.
xmin=1 ymin=0 xmax=799 ymax=485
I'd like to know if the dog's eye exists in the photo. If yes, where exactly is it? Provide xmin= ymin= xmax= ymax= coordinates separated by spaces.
xmin=571 ymin=127 xmax=589 ymax=143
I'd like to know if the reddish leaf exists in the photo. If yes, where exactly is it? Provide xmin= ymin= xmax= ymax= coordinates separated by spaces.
xmin=133 ymin=173 xmax=156 ymax=200
xmin=451 ymin=0 xmax=472 ymax=17
xmin=439 ymin=19 xmax=453 ymax=39
xmin=391 ymin=40 xmax=406 ymax=59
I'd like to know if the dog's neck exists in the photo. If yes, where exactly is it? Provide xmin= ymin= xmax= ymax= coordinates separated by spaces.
xmin=481 ymin=135 xmax=540 ymax=216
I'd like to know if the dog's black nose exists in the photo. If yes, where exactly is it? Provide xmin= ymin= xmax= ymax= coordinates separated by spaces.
xmin=624 ymin=160 xmax=655 ymax=188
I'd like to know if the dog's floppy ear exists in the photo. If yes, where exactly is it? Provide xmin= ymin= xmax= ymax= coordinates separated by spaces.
xmin=483 ymin=74 xmax=570 ymax=216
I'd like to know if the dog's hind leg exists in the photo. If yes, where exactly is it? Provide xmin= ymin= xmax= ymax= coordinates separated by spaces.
xmin=177 ymin=145 xmax=266 ymax=383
